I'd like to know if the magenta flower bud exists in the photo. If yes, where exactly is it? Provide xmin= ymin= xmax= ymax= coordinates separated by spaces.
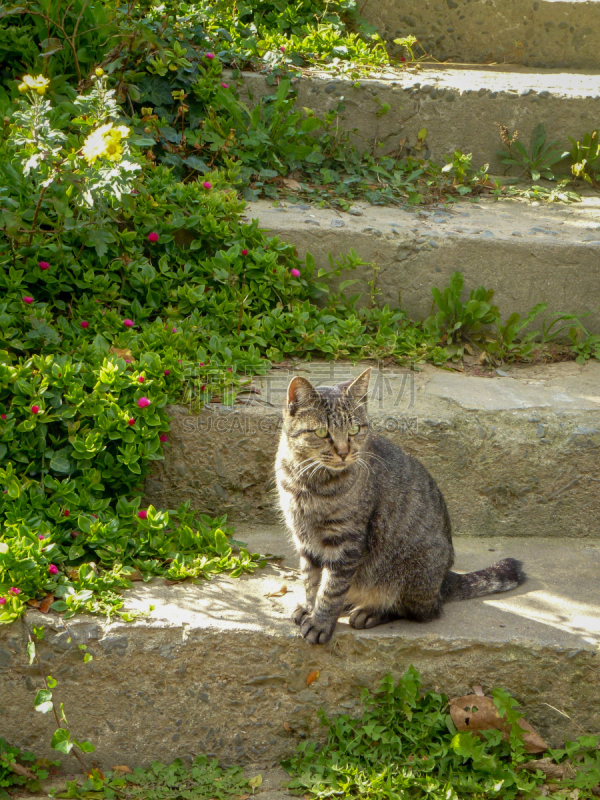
xmin=63 ymin=509 xmax=70 ymax=517
xmin=241 ymin=249 xmax=249 ymax=256
xmin=202 ymin=181 xmax=212 ymax=190
xmin=138 ymin=376 xmax=145 ymax=383
xmin=164 ymin=369 xmax=170 ymax=376
xmin=39 ymin=261 xmax=50 ymax=270
xmin=123 ymin=319 xmax=134 ymax=327
xmin=38 ymin=534 xmax=45 ymax=540
xmin=221 ymin=83 xmax=229 ymax=89
xmin=159 ymin=434 xmax=168 ymax=442
xmin=148 ymin=232 xmax=159 ymax=242
xmin=1 ymin=414 xmax=6 ymax=420
xmin=291 ymin=268 xmax=301 ymax=277
xmin=23 ymin=296 xmax=34 ymax=304
xmin=9 ymin=587 xmax=21 ymax=595
xmin=137 ymin=397 xmax=151 ymax=408
xmin=31 ymin=405 xmax=40 ymax=414
xmin=138 ymin=510 xmax=148 ymax=520
xmin=280 ymin=45 xmax=286 ymax=53
xmin=0 ymin=598 xmax=5 ymax=605
xmin=80 ymin=320 xmax=89 ymax=329
xmin=172 ymin=326 xmax=177 ymax=333
xmin=205 ymin=52 xmax=215 ymax=59
xmin=48 ymin=564 xmax=59 ymax=575
xmin=128 ymin=417 xmax=135 ymax=426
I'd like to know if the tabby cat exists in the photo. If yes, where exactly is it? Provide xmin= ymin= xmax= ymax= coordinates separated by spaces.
xmin=275 ymin=368 xmax=525 ymax=645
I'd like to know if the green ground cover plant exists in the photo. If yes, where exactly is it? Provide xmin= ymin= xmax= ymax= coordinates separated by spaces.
xmin=285 ymin=668 xmax=600 ymax=800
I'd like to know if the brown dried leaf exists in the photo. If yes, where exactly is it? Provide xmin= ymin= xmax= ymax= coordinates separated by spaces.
xmin=112 ymin=765 xmax=133 ymax=774
xmin=283 ymin=722 xmax=291 ymax=732
xmin=517 ymin=758 xmax=577 ymax=780
xmin=109 ymin=347 xmax=134 ymax=361
xmin=449 ymin=694 xmax=548 ymax=754
xmin=265 ymin=584 xmax=288 ymax=597
xmin=9 ymin=762 xmax=38 ymax=780
xmin=127 ymin=569 xmax=143 ymax=582
xmin=306 ymin=670 xmax=319 ymax=687
xmin=282 ymin=178 xmax=302 ymax=191
xmin=164 ymin=579 xmax=183 ymax=586
xmin=39 ymin=593 xmax=54 ymax=614
xmin=26 ymin=599 xmax=40 ymax=608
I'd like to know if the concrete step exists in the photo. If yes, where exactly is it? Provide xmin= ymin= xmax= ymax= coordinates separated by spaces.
xmin=245 ymin=197 xmax=600 ymax=330
xmin=2 ymin=528 xmax=598 ymax=771
xmin=362 ymin=0 xmax=600 ymax=70
xmin=240 ymin=66 xmax=600 ymax=173
xmin=145 ymin=360 xmax=600 ymax=537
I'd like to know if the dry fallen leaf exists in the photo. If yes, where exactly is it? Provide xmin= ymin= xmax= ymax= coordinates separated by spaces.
xmin=265 ymin=584 xmax=287 ymax=597
xmin=109 ymin=346 xmax=134 ymax=361
xmin=449 ymin=694 xmax=547 ymax=754
xmin=39 ymin=593 xmax=54 ymax=614
xmin=248 ymin=774 xmax=262 ymax=792
xmin=472 ymin=685 xmax=485 ymax=697
xmin=517 ymin=758 xmax=577 ymax=780
xmin=306 ymin=670 xmax=319 ymax=687
xmin=26 ymin=599 xmax=40 ymax=608
xmin=112 ymin=765 xmax=133 ymax=774
xmin=282 ymin=178 xmax=302 ymax=191
xmin=9 ymin=763 xmax=38 ymax=780
xmin=127 ymin=568 xmax=143 ymax=582
xmin=283 ymin=721 xmax=291 ymax=732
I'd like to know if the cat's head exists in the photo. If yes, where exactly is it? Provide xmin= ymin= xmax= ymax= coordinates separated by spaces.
xmin=282 ymin=368 xmax=371 ymax=473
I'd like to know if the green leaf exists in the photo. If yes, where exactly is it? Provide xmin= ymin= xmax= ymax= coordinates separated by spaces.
xmin=51 ymin=728 xmax=73 ymax=754
xmin=35 ymin=689 xmax=54 ymax=714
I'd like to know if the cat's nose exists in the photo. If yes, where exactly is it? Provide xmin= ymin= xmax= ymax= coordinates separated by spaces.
xmin=335 ymin=444 xmax=350 ymax=459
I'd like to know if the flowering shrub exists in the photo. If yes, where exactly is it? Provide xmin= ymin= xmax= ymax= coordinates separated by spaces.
xmin=0 ymin=69 xmax=446 ymax=622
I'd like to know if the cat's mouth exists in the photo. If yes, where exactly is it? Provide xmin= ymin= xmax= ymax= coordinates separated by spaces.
xmin=323 ymin=459 xmax=355 ymax=472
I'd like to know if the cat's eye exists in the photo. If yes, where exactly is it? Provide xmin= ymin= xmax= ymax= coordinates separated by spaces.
xmin=314 ymin=427 xmax=328 ymax=438
xmin=348 ymin=424 xmax=360 ymax=435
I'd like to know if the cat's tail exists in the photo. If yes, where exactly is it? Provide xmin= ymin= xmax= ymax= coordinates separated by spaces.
xmin=441 ymin=558 xmax=526 ymax=601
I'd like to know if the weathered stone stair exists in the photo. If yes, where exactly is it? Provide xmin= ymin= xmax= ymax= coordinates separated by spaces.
xmin=2 ymin=528 xmax=599 ymax=772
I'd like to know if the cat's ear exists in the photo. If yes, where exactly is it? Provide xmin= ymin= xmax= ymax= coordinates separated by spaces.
xmin=340 ymin=368 xmax=371 ymax=404
xmin=287 ymin=376 xmax=319 ymax=414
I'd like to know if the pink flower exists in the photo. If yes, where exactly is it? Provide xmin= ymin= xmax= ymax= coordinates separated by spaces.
xmin=202 ymin=181 xmax=212 ymax=190
xmin=205 ymin=52 xmax=215 ymax=59
xmin=138 ymin=510 xmax=148 ymax=520
xmin=291 ymin=268 xmax=301 ymax=277
xmin=221 ymin=83 xmax=229 ymax=89
xmin=9 ymin=587 xmax=20 ymax=595
xmin=123 ymin=319 xmax=134 ymax=328
xmin=227 ymin=367 xmax=232 ymax=372
xmin=0 ymin=598 xmax=5 ymax=605
xmin=280 ymin=45 xmax=286 ymax=53
xmin=1 ymin=414 xmax=6 ymax=420
xmin=201 ymin=384 xmax=206 ymax=391
xmin=128 ymin=417 xmax=135 ymax=426
xmin=31 ymin=405 xmax=40 ymax=415
xmin=172 ymin=326 xmax=177 ymax=333
xmin=137 ymin=397 xmax=150 ymax=408
xmin=164 ymin=369 xmax=170 ymax=376
xmin=23 ymin=296 xmax=34 ymax=304
xmin=80 ymin=320 xmax=89 ymax=329
xmin=199 ymin=362 xmax=204 ymax=367
xmin=48 ymin=564 xmax=59 ymax=575
xmin=159 ymin=434 xmax=168 ymax=442
xmin=241 ymin=249 xmax=248 ymax=256
xmin=63 ymin=509 xmax=70 ymax=517
xmin=400 ymin=56 xmax=406 ymax=62
xmin=138 ymin=376 xmax=145 ymax=383
xmin=39 ymin=261 xmax=50 ymax=270
xmin=148 ymin=232 xmax=159 ymax=243
xmin=38 ymin=534 xmax=45 ymax=540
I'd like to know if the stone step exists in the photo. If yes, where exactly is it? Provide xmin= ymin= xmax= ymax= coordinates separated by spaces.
xmin=240 ymin=66 xmax=600 ymax=174
xmin=245 ymin=197 xmax=600 ymax=330
xmin=145 ymin=361 xmax=600 ymax=537
xmin=3 ymin=528 xmax=598 ymax=771
xmin=362 ymin=0 xmax=600 ymax=70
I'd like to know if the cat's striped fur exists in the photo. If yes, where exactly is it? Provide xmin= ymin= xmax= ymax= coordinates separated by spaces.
xmin=275 ymin=368 xmax=525 ymax=645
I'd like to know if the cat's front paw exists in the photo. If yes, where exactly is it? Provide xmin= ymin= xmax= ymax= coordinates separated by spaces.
xmin=298 ymin=614 xmax=335 ymax=645
xmin=292 ymin=604 xmax=312 ymax=626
